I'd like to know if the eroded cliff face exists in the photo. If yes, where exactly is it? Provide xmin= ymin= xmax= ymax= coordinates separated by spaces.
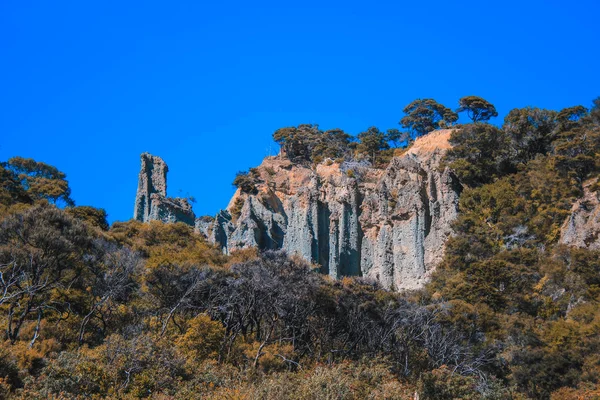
xmin=202 ymin=130 xmax=461 ymax=290
xmin=133 ymin=153 xmax=195 ymax=225
xmin=560 ymin=178 xmax=600 ymax=249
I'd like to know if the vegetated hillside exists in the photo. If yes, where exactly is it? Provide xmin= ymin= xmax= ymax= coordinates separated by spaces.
xmin=0 ymin=96 xmax=599 ymax=399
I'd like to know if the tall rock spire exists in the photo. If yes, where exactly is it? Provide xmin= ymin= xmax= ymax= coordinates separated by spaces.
xmin=133 ymin=153 xmax=195 ymax=225
xmin=134 ymin=153 xmax=168 ymax=221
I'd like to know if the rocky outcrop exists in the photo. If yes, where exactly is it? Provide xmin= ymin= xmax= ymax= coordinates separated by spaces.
xmin=560 ymin=179 xmax=600 ymax=249
xmin=202 ymin=130 xmax=461 ymax=290
xmin=133 ymin=153 xmax=195 ymax=225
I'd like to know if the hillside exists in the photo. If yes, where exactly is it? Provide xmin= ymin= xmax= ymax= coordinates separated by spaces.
xmin=0 ymin=96 xmax=600 ymax=399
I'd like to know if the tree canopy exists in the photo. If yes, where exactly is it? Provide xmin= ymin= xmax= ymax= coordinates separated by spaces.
xmin=385 ymin=128 xmax=410 ymax=148
xmin=457 ymin=96 xmax=498 ymax=122
xmin=502 ymin=107 xmax=558 ymax=164
xmin=272 ymin=124 xmax=354 ymax=163
xmin=3 ymin=157 xmax=74 ymax=206
xmin=356 ymin=126 xmax=390 ymax=164
xmin=444 ymin=123 xmax=513 ymax=186
xmin=400 ymin=98 xmax=458 ymax=137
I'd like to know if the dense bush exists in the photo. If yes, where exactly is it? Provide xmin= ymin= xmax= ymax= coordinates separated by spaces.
xmin=432 ymin=97 xmax=600 ymax=399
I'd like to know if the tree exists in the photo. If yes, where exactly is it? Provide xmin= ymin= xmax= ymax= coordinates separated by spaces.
xmin=444 ymin=123 xmax=513 ymax=186
xmin=312 ymin=128 xmax=354 ymax=161
xmin=232 ymin=170 xmax=258 ymax=194
xmin=273 ymin=126 xmax=312 ymax=161
xmin=503 ymin=107 xmax=558 ymax=163
xmin=0 ymin=163 xmax=31 ymax=207
xmin=175 ymin=313 xmax=225 ymax=361
xmin=4 ymin=157 xmax=74 ymax=206
xmin=385 ymin=128 xmax=411 ymax=148
xmin=555 ymin=105 xmax=588 ymax=132
xmin=356 ymin=126 xmax=390 ymax=164
xmin=0 ymin=204 xmax=93 ymax=343
xmin=78 ymin=240 xmax=140 ymax=345
xmin=273 ymin=124 xmax=353 ymax=163
xmin=552 ymin=126 xmax=600 ymax=183
xmin=589 ymin=97 xmax=600 ymax=125
xmin=457 ymin=96 xmax=498 ymax=122
xmin=400 ymin=99 xmax=458 ymax=137
xmin=66 ymin=206 xmax=109 ymax=230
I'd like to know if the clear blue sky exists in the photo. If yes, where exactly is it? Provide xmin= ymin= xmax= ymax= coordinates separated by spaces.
xmin=1 ymin=1 xmax=599 ymax=223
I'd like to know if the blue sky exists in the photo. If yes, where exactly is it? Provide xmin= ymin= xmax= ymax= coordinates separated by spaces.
xmin=1 ymin=1 xmax=599 ymax=223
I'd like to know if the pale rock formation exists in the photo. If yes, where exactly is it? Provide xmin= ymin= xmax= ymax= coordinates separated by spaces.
xmin=202 ymin=129 xmax=461 ymax=290
xmin=133 ymin=153 xmax=195 ymax=225
xmin=560 ymin=178 xmax=600 ymax=249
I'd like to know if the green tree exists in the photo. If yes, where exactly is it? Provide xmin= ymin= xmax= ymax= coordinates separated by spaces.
xmin=273 ymin=124 xmax=353 ymax=163
xmin=357 ymin=126 xmax=390 ymax=164
xmin=273 ymin=125 xmax=315 ymax=161
xmin=0 ymin=163 xmax=31 ymax=207
xmin=444 ymin=123 xmax=513 ymax=186
xmin=0 ymin=204 xmax=93 ymax=342
xmin=400 ymin=98 xmax=458 ymax=137
xmin=311 ymin=128 xmax=354 ymax=162
xmin=385 ymin=128 xmax=410 ymax=148
xmin=550 ymin=104 xmax=598 ymax=183
xmin=503 ymin=107 xmax=558 ymax=163
xmin=555 ymin=105 xmax=588 ymax=132
xmin=4 ymin=157 xmax=74 ymax=206
xmin=589 ymin=97 xmax=600 ymax=125
xmin=66 ymin=206 xmax=110 ymax=230
xmin=552 ymin=126 xmax=600 ymax=183
xmin=232 ymin=170 xmax=258 ymax=194
xmin=457 ymin=95 xmax=498 ymax=122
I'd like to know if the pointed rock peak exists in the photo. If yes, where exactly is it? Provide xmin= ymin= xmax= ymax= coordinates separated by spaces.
xmin=133 ymin=153 xmax=195 ymax=225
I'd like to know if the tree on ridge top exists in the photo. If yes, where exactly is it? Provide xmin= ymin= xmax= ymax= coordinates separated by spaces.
xmin=400 ymin=98 xmax=458 ymax=138
xmin=457 ymin=96 xmax=498 ymax=123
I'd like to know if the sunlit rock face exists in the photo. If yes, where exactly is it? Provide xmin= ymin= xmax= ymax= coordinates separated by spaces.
xmin=133 ymin=153 xmax=195 ymax=225
xmin=560 ymin=178 xmax=600 ymax=250
xmin=203 ymin=130 xmax=462 ymax=291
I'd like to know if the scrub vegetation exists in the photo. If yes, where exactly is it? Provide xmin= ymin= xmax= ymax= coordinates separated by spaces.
xmin=1 ymin=95 xmax=600 ymax=399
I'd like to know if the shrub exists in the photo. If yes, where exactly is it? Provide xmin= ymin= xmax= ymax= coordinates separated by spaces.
xmin=232 ymin=171 xmax=258 ymax=194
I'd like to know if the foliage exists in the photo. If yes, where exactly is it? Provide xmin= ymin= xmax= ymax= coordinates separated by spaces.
xmin=2 ymin=96 xmax=600 ymax=399
xmin=432 ymin=97 xmax=600 ymax=399
xmin=400 ymin=98 xmax=458 ymax=137
xmin=232 ymin=170 xmax=259 ymax=194
xmin=503 ymin=106 xmax=558 ymax=164
xmin=356 ymin=126 xmax=390 ymax=164
xmin=418 ymin=366 xmax=480 ymax=400
xmin=175 ymin=314 xmax=225 ymax=361
xmin=0 ymin=163 xmax=31 ymax=207
xmin=457 ymin=96 xmax=499 ymax=122
xmin=552 ymin=125 xmax=600 ymax=183
xmin=65 ymin=205 xmax=109 ymax=230
xmin=444 ymin=123 xmax=513 ymax=186
xmin=3 ymin=157 xmax=74 ymax=206
xmin=0 ymin=199 xmax=499 ymax=398
xmin=273 ymin=124 xmax=354 ymax=163
xmin=0 ymin=204 xmax=94 ymax=343
xmin=589 ymin=97 xmax=600 ymax=125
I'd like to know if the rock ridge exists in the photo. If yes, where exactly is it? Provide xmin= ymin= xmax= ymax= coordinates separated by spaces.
xmin=199 ymin=129 xmax=462 ymax=290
